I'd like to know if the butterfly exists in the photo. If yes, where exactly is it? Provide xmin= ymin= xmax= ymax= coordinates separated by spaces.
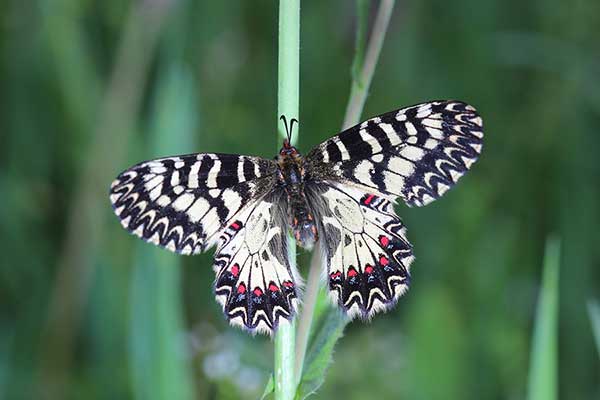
xmin=109 ymin=100 xmax=483 ymax=335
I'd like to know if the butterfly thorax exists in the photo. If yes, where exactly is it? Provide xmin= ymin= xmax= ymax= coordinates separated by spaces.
xmin=277 ymin=140 xmax=318 ymax=249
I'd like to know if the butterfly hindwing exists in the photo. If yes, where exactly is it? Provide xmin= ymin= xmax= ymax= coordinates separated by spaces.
xmin=308 ymin=182 xmax=413 ymax=319
xmin=109 ymin=153 xmax=277 ymax=254
xmin=307 ymin=100 xmax=483 ymax=207
xmin=213 ymin=192 xmax=299 ymax=334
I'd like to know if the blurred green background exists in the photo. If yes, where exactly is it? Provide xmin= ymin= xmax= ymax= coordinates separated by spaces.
xmin=1 ymin=0 xmax=599 ymax=399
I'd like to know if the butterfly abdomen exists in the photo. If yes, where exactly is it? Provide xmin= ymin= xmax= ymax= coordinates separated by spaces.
xmin=289 ymin=190 xmax=318 ymax=249
xmin=277 ymin=145 xmax=318 ymax=249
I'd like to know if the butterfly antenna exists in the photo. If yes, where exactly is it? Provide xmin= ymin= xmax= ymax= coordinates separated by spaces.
xmin=280 ymin=114 xmax=297 ymax=146
xmin=279 ymin=115 xmax=291 ymax=144
xmin=289 ymin=118 xmax=298 ymax=143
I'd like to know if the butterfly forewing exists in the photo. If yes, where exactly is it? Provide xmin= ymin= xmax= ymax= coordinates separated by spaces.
xmin=306 ymin=100 xmax=483 ymax=206
xmin=305 ymin=100 xmax=482 ymax=319
xmin=110 ymin=152 xmax=301 ymax=333
xmin=110 ymin=153 xmax=277 ymax=254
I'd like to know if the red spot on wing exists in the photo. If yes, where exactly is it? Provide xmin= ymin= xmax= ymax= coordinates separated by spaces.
xmin=231 ymin=263 xmax=240 ymax=277
xmin=268 ymin=283 xmax=280 ymax=292
xmin=237 ymin=283 xmax=246 ymax=294
xmin=364 ymin=265 xmax=374 ymax=274
xmin=253 ymin=287 xmax=263 ymax=296
xmin=283 ymin=281 xmax=294 ymax=288
xmin=330 ymin=271 xmax=342 ymax=280
xmin=363 ymin=194 xmax=376 ymax=205
xmin=347 ymin=267 xmax=358 ymax=278
xmin=379 ymin=256 xmax=390 ymax=266
xmin=379 ymin=236 xmax=390 ymax=247
xmin=230 ymin=221 xmax=242 ymax=230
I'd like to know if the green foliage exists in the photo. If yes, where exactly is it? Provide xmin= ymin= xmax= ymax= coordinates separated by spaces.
xmin=588 ymin=300 xmax=600 ymax=360
xmin=129 ymin=62 xmax=198 ymax=400
xmin=295 ymin=303 xmax=347 ymax=399
xmin=1 ymin=1 xmax=599 ymax=399
xmin=527 ymin=237 xmax=560 ymax=400
xmin=350 ymin=0 xmax=370 ymax=86
xmin=130 ymin=246 xmax=195 ymax=400
xmin=403 ymin=287 xmax=470 ymax=400
xmin=261 ymin=374 xmax=275 ymax=400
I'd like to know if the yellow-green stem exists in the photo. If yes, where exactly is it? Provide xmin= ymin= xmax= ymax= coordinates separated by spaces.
xmin=274 ymin=0 xmax=300 ymax=399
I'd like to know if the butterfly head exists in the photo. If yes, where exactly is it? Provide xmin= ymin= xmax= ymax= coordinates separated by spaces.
xmin=279 ymin=139 xmax=299 ymax=157
xmin=279 ymin=115 xmax=299 ymax=159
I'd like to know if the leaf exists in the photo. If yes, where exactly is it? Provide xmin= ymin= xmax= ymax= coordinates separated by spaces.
xmin=587 ymin=300 xmax=600 ymax=360
xmin=261 ymin=374 xmax=275 ymax=400
xmin=526 ymin=236 xmax=560 ymax=400
xmin=295 ymin=300 xmax=348 ymax=399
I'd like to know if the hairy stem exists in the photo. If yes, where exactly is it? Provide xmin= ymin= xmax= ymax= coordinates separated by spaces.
xmin=274 ymin=0 xmax=300 ymax=399
xmin=294 ymin=0 xmax=396 ymax=383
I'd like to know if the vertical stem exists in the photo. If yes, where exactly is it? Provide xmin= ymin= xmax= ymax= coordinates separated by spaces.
xmin=343 ymin=0 xmax=395 ymax=129
xmin=278 ymin=0 xmax=300 ymax=146
xmin=275 ymin=1 xmax=300 ymax=399
xmin=293 ymin=244 xmax=322 ymax=381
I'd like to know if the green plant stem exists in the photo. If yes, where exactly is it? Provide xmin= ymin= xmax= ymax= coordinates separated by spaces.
xmin=293 ymin=0 xmax=395 ymax=383
xmin=293 ymin=244 xmax=322 ymax=382
xmin=350 ymin=0 xmax=371 ymax=87
xmin=343 ymin=0 xmax=395 ymax=129
xmin=275 ymin=1 xmax=300 ymax=399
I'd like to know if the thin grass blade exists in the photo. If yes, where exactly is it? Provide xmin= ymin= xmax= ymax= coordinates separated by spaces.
xmin=527 ymin=236 xmax=560 ymax=400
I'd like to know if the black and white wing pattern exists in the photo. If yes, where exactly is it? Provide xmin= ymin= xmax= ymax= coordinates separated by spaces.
xmin=110 ymin=153 xmax=299 ymax=333
xmin=306 ymin=100 xmax=483 ymax=206
xmin=306 ymin=100 xmax=482 ymax=319
xmin=109 ymin=99 xmax=483 ymax=332
xmin=110 ymin=153 xmax=276 ymax=254
xmin=213 ymin=192 xmax=300 ymax=334
xmin=308 ymin=183 xmax=413 ymax=319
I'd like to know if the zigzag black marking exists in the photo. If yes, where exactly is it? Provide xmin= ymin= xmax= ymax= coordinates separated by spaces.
xmin=109 ymin=99 xmax=483 ymax=335
xmin=309 ymin=183 xmax=413 ymax=320
xmin=306 ymin=100 xmax=483 ymax=207
xmin=109 ymin=153 xmax=277 ymax=255
xmin=211 ymin=194 xmax=298 ymax=334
